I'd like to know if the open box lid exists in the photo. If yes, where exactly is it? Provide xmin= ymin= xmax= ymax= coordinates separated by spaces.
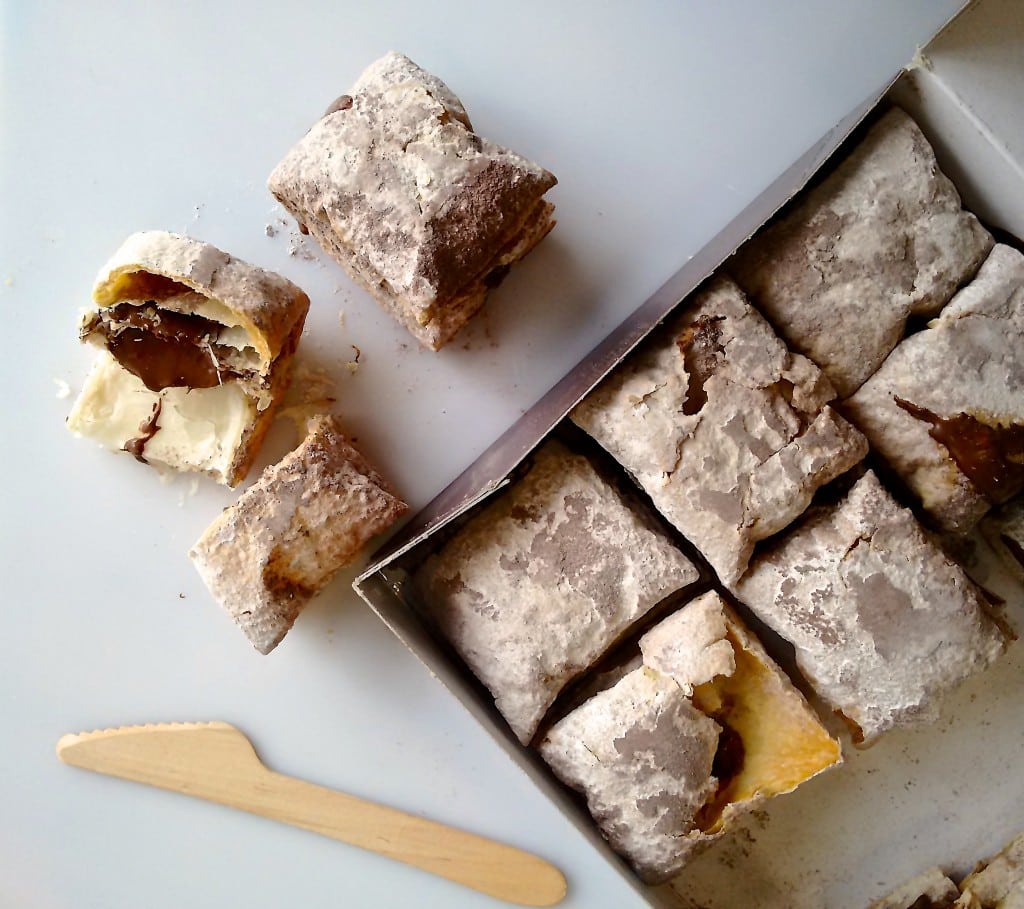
xmin=354 ymin=1 xmax=1024 ymax=906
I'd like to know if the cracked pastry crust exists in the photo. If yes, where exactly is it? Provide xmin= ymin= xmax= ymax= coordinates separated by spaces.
xmin=414 ymin=439 xmax=701 ymax=745
xmin=845 ymin=244 xmax=1024 ymax=533
xmin=67 ymin=231 xmax=309 ymax=486
xmin=730 ymin=107 xmax=993 ymax=398
xmin=539 ymin=591 xmax=840 ymax=884
xmin=268 ymin=51 xmax=557 ymax=350
xmin=732 ymin=470 xmax=1008 ymax=745
xmin=571 ymin=275 xmax=867 ymax=585
xmin=190 ymin=414 xmax=407 ymax=654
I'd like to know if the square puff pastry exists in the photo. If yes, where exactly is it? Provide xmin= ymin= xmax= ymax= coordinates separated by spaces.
xmin=67 ymin=231 xmax=309 ymax=486
xmin=571 ymin=275 xmax=867 ymax=585
xmin=732 ymin=470 xmax=1008 ymax=745
xmin=190 ymin=414 xmax=407 ymax=654
xmin=845 ymin=244 xmax=1024 ymax=534
xmin=731 ymin=107 xmax=993 ymax=398
xmin=414 ymin=439 xmax=700 ymax=744
xmin=539 ymin=591 xmax=841 ymax=883
xmin=268 ymin=52 xmax=557 ymax=351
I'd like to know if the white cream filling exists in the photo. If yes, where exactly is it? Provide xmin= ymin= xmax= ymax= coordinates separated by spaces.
xmin=67 ymin=350 xmax=254 ymax=480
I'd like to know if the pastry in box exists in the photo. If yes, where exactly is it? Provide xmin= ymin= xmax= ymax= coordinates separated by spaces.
xmin=731 ymin=470 xmax=1008 ymax=745
xmin=571 ymin=275 xmax=867 ymax=585
xmin=539 ymin=591 xmax=841 ymax=883
xmin=867 ymin=867 xmax=959 ymax=909
xmin=730 ymin=107 xmax=993 ymax=398
xmin=844 ymin=244 xmax=1024 ymax=533
xmin=414 ymin=439 xmax=701 ymax=744
xmin=956 ymin=832 xmax=1024 ymax=909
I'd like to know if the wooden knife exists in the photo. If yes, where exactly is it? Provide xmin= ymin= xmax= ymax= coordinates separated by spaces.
xmin=57 ymin=721 xmax=566 ymax=907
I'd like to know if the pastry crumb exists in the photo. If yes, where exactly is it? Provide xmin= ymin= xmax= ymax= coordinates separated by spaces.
xmin=53 ymin=378 xmax=71 ymax=399
xmin=265 ymin=224 xmax=277 ymax=238
xmin=290 ymin=361 xmax=338 ymax=404
xmin=287 ymin=238 xmax=317 ymax=261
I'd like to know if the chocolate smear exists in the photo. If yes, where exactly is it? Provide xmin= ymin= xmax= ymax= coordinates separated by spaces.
xmin=895 ymin=397 xmax=1024 ymax=504
xmin=123 ymin=400 xmax=163 ymax=463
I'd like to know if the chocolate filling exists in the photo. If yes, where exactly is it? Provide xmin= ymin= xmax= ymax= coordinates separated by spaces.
xmin=122 ymin=400 xmax=162 ymax=463
xmin=482 ymin=263 xmax=511 ymax=288
xmin=676 ymin=315 xmax=726 ymax=416
xmin=692 ymin=717 xmax=746 ymax=831
xmin=85 ymin=302 xmax=245 ymax=392
xmin=322 ymin=94 xmax=353 ymax=117
xmin=894 ymin=397 xmax=1024 ymax=503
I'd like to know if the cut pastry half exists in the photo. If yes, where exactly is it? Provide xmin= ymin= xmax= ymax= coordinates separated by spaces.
xmin=68 ymin=231 xmax=309 ymax=486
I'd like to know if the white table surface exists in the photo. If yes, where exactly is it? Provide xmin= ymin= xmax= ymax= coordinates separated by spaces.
xmin=0 ymin=3 xmax=970 ymax=907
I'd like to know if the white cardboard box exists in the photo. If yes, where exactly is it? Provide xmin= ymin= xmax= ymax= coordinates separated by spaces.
xmin=356 ymin=2 xmax=1024 ymax=906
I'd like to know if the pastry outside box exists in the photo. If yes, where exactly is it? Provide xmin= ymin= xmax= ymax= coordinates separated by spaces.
xmin=844 ymin=243 xmax=1024 ymax=534
xmin=67 ymin=231 xmax=309 ymax=487
xmin=191 ymin=414 xmax=407 ymax=654
xmin=539 ymin=591 xmax=841 ymax=884
xmin=268 ymin=51 xmax=557 ymax=351
xmin=571 ymin=274 xmax=868 ymax=586
xmin=414 ymin=438 xmax=701 ymax=744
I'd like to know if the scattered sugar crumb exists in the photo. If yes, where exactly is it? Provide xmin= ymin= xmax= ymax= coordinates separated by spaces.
xmin=338 ymin=309 xmax=345 ymax=329
xmin=276 ymin=360 xmax=339 ymax=437
xmin=287 ymin=238 xmax=318 ymax=261
xmin=290 ymin=361 xmax=338 ymax=404
xmin=53 ymin=377 xmax=71 ymax=399
xmin=193 ymin=204 xmax=203 ymax=220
